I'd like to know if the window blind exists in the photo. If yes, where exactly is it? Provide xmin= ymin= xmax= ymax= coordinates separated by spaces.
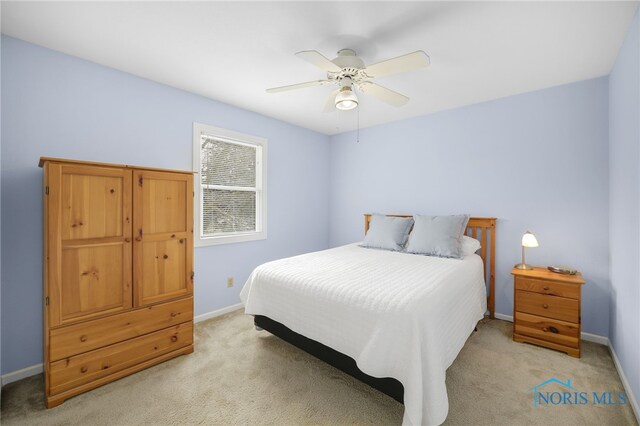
xmin=200 ymin=137 xmax=258 ymax=235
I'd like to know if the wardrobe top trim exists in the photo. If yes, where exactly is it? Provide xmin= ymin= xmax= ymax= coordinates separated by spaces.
xmin=38 ymin=157 xmax=195 ymax=175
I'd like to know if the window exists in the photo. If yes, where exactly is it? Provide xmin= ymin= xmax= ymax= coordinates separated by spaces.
xmin=193 ymin=123 xmax=267 ymax=246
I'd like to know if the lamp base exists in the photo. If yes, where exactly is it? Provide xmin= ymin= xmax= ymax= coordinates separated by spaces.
xmin=514 ymin=263 xmax=534 ymax=270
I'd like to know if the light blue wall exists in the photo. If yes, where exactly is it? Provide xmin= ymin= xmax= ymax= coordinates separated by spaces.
xmin=329 ymin=77 xmax=610 ymax=336
xmin=609 ymin=9 xmax=640 ymax=409
xmin=0 ymin=36 xmax=330 ymax=374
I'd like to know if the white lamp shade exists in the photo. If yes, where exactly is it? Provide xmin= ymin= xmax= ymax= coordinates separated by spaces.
xmin=335 ymin=88 xmax=358 ymax=111
xmin=522 ymin=231 xmax=539 ymax=248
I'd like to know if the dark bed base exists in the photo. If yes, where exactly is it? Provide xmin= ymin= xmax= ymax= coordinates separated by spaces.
xmin=253 ymin=315 xmax=404 ymax=403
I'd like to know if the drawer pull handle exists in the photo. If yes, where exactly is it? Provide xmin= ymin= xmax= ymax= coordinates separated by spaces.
xmin=171 ymin=336 xmax=178 ymax=343
xmin=543 ymin=327 xmax=548 ymax=332
xmin=549 ymin=326 xmax=559 ymax=334
xmin=80 ymin=335 xmax=88 ymax=342
xmin=543 ymin=286 xmax=550 ymax=291
xmin=170 ymin=312 xmax=178 ymax=317
xmin=543 ymin=304 xmax=549 ymax=309
xmin=80 ymin=366 xmax=88 ymax=373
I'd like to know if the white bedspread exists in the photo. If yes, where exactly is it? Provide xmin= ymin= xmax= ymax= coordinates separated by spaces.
xmin=240 ymin=244 xmax=487 ymax=425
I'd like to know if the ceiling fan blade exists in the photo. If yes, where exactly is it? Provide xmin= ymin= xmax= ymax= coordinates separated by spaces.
xmin=323 ymin=90 xmax=340 ymax=113
xmin=266 ymin=80 xmax=331 ymax=93
xmin=358 ymin=82 xmax=409 ymax=107
xmin=364 ymin=51 xmax=430 ymax=78
xmin=295 ymin=50 xmax=342 ymax=73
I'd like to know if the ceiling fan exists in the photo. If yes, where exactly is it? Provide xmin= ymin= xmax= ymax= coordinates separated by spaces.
xmin=266 ymin=48 xmax=430 ymax=112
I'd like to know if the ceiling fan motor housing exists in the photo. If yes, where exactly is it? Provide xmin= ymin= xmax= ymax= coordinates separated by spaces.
xmin=330 ymin=49 xmax=368 ymax=86
xmin=332 ymin=49 xmax=365 ymax=70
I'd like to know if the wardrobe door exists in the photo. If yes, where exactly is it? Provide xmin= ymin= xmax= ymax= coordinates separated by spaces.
xmin=133 ymin=170 xmax=193 ymax=306
xmin=47 ymin=163 xmax=133 ymax=327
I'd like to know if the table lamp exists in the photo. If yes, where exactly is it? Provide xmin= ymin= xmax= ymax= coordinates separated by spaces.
xmin=514 ymin=231 xmax=538 ymax=270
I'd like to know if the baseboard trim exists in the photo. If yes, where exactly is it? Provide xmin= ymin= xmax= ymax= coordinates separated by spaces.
xmin=492 ymin=312 xmax=608 ymax=344
xmin=580 ymin=331 xmax=609 ymax=346
xmin=194 ymin=302 xmax=244 ymax=323
xmin=609 ymin=341 xmax=640 ymax=422
xmin=493 ymin=312 xmax=514 ymax=322
xmin=1 ymin=363 xmax=43 ymax=387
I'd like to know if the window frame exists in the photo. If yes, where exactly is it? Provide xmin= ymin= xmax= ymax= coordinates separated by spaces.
xmin=193 ymin=122 xmax=267 ymax=247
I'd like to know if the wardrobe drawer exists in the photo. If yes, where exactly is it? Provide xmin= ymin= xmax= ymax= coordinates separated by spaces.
xmin=515 ymin=277 xmax=580 ymax=299
xmin=514 ymin=312 xmax=579 ymax=348
xmin=515 ymin=291 xmax=579 ymax=323
xmin=50 ymin=322 xmax=192 ymax=395
xmin=50 ymin=297 xmax=193 ymax=361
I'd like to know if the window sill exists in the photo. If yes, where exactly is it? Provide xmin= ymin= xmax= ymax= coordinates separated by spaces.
xmin=195 ymin=232 xmax=267 ymax=247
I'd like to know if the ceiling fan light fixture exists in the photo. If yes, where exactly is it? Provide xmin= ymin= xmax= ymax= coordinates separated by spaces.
xmin=335 ymin=87 xmax=358 ymax=111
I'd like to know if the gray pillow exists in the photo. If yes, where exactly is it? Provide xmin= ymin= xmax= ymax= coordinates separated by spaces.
xmin=406 ymin=215 xmax=470 ymax=259
xmin=361 ymin=215 xmax=414 ymax=251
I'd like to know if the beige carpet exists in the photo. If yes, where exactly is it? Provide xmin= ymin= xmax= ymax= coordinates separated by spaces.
xmin=1 ymin=310 xmax=637 ymax=425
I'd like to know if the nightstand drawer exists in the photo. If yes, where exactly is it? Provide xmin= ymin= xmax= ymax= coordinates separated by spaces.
xmin=514 ymin=312 xmax=579 ymax=348
xmin=515 ymin=277 xmax=580 ymax=299
xmin=515 ymin=290 xmax=579 ymax=323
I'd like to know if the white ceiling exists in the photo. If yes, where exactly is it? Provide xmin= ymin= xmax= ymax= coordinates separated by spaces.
xmin=2 ymin=1 xmax=638 ymax=135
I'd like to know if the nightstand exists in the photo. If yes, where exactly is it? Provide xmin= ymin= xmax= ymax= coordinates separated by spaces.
xmin=512 ymin=267 xmax=585 ymax=357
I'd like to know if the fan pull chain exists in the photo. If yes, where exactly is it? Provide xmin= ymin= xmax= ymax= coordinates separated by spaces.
xmin=356 ymin=108 xmax=360 ymax=143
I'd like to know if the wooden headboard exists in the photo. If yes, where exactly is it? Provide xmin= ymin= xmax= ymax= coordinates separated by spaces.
xmin=364 ymin=214 xmax=497 ymax=319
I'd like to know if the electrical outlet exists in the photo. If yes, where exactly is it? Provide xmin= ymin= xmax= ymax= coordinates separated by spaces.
xmin=227 ymin=277 xmax=234 ymax=288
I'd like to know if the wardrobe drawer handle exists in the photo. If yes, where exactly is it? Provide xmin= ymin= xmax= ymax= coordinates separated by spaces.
xmin=543 ymin=286 xmax=550 ymax=291
xmin=80 ymin=366 xmax=88 ymax=373
xmin=171 ymin=336 xmax=178 ymax=343
xmin=80 ymin=335 xmax=88 ymax=342
xmin=542 ymin=304 xmax=549 ymax=309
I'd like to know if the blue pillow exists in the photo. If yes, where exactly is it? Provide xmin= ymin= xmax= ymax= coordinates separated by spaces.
xmin=406 ymin=215 xmax=470 ymax=259
xmin=361 ymin=215 xmax=414 ymax=251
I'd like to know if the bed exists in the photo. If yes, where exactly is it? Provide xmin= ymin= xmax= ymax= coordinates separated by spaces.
xmin=240 ymin=215 xmax=496 ymax=425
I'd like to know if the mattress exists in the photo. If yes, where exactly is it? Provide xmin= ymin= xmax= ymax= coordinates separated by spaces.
xmin=240 ymin=243 xmax=487 ymax=425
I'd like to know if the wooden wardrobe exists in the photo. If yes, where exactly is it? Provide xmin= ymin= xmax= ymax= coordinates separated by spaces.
xmin=40 ymin=157 xmax=194 ymax=408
